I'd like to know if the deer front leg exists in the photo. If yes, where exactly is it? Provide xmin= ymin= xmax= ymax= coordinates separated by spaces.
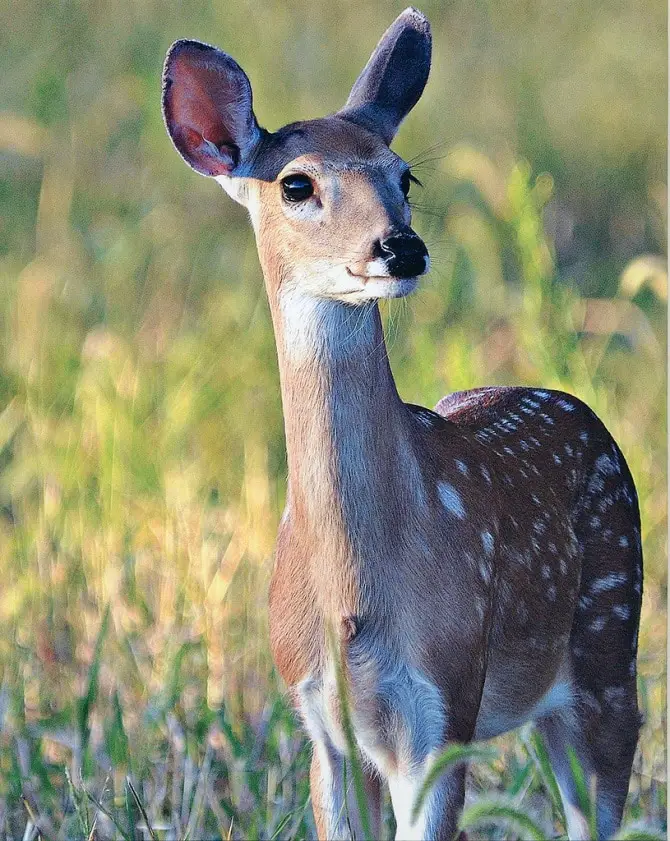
xmin=310 ymin=742 xmax=382 ymax=841
xmin=388 ymin=753 xmax=466 ymax=841
xmin=382 ymin=647 xmax=484 ymax=841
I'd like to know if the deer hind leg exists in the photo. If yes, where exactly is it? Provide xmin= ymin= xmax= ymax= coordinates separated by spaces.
xmin=546 ymin=615 xmax=641 ymax=840
xmin=537 ymin=452 xmax=642 ymax=841
xmin=309 ymin=744 xmax=382 ymax=841
xmin=535 ymin=679 xmax=640 ymax=841
xmin=535 ymin=708 xmax=595 ymax=841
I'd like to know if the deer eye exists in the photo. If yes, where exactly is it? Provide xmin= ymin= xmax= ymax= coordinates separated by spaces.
xmin=401 ymin=170 xmax=422 ymax=199
xmin=281 ymin=174 xmax=314 ymax=203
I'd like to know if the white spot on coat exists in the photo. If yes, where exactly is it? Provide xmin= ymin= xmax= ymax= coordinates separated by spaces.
xmin=479 ymin=562 xmax=492 ymax=585
xmin=437 ymin=482 xmax=465 ymax=519
xmin=590 ymin=573 xmax=627 ymax=594
xmin=481 ymin=531 xmax=494 ymax=556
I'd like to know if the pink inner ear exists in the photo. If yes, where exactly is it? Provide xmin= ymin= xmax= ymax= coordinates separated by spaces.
xmin=177 ymin=125 xmax=237 ymax=171
xmin=164 ymin=46 xmax=254 ymax=176
xmin=171 ymin=56 xmax=236 ymax=148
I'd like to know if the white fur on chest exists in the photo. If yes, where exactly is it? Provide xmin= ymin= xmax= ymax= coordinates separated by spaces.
xmin=297 ymin=649 xmax=445 ymax=778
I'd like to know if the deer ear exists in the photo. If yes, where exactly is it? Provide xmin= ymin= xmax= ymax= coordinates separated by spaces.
xmin=162 ymin=40 xmax=262 ymax=177
xmin=339 ymin=8 xmax=431 ymax=145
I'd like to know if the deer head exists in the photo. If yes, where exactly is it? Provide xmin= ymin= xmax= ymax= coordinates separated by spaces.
xmin=162 ymin=8 xmax=432 ymax=306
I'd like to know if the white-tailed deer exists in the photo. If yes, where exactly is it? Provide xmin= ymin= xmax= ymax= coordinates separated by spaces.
xmin=162 ymin=9 xmax=642 ymax=839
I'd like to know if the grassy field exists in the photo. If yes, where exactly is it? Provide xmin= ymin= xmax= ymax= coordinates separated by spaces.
xmin=0 ymin=0 xmax=666 ymax=837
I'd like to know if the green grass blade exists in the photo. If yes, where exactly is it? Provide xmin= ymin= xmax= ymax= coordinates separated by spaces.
xmin=525 ymin=729 xmax=566 ymax=823
xmin=125 ymin=781 xmax=137 ymax=841
xmin=77 ymin=604 xmax=111 ymax=761
xmin=161 ymin=639 xmax=201 ymax=713
xmin=106 ymin=689 xmax=130 ymax=768
xmin=329 ymin=626 xmax=372 ymax=841
xmin=458 ymin=795 xmax=549 ymax=840
xmin=613 ymin=827 xmax=668 ymax=840
xmin=412 ymin=743 xmax=497 ymax=822
xmin=217 ymin=702 xmax=246 ymax=760
xmin=65 ymin=766 xmax=91 ymax=837
xmin=84 ymin=789 xmax=133 ymax=841
xmin=126 ymin=777 xmax=158 ymax=841
xmin=567 ymin=746 xmax=597 ymax=839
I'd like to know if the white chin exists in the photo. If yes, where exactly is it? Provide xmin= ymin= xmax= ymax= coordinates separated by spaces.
xmin=338 ymin=276 xmax=419 ymax=304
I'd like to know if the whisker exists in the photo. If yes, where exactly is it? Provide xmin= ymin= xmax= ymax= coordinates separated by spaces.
xmin=406 ymin=137 xmax=452 ymax=166
xmin=409 ymin=153 xmax=452 ymax=169
xmin=410 ymin=205 xmax=450 ymax=219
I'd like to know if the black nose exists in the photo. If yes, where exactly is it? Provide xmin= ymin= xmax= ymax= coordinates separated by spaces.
xmin=374 ymin=231 xmax=429 ymax=278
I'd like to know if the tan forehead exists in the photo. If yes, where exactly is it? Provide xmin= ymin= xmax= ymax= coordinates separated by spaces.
xmin=245 ymin=116 xmax=401 ymax=181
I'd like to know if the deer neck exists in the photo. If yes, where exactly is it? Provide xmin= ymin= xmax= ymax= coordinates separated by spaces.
xmin=269 ymin=286 xmax=425 ymax=612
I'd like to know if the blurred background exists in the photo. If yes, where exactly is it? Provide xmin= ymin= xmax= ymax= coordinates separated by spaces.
xmin=0 ymin=0 xmax=666 ymax=837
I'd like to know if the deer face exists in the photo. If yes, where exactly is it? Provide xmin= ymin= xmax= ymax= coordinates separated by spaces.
xmin=162 ymin=9 xmax=431 ymax=304
xmin=241 ymin=119 xmax=429 ymax=303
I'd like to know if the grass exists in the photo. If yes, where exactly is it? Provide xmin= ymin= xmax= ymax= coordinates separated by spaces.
xmin=0 ymin=0 xmax=666 ymax=837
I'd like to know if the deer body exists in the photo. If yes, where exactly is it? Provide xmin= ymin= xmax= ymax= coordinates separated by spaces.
xmin=163 ymin=10 xmax=642 ymax=839
xmin=267 ymin=296 xmax=641 ymax=840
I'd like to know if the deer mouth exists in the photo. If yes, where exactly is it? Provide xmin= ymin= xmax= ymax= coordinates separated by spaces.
xmin=345 ymin=267 xmax=421 ymax=283
xmin=342 ymin=270 xmax=419 ymax=300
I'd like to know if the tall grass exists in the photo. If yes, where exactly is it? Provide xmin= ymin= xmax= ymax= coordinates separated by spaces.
xmin=0 ymin=0 xmax=666 ymax=837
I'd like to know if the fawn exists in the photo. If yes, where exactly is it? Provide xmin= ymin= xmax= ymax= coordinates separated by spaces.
xmin=162 ymin=8 xmax=642 ymax=839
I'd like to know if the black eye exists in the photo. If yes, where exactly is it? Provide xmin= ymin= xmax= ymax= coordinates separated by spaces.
xmin=281 ymin=173 xmax=314 ymax=203
xmin=400 ymin=170 xmax=422 ymax=198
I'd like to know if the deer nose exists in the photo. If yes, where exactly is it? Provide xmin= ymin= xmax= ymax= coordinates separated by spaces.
xmin=373 ymin=230 xmax=429 ymax=278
